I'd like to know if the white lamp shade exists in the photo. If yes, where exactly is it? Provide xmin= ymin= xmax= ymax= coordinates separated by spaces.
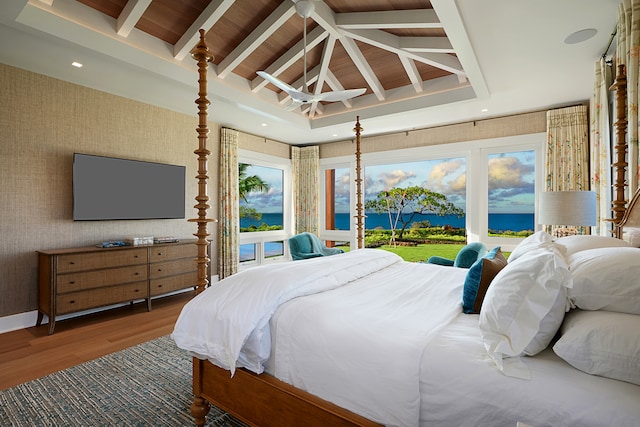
xmin=538 ymin=191 xmax=596 ymax=226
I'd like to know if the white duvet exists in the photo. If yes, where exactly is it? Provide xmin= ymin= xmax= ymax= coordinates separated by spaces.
xmin=172 ymin=248 xmax=467 ymax=426
xmin=172 ymin=248 xmax=404 ymax=374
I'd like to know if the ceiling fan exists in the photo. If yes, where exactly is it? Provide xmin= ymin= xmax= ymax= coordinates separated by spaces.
xmin=257 ymin=0 xmax=366 ymax=110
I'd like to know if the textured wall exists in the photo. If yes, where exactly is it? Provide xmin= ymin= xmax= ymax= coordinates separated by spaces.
xmin=319 ymin=111 xmax=547 ymax=159
xmin=0 ymin=64 xmax=220 ymax=318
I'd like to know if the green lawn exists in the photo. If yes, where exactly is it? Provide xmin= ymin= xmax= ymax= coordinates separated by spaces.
xmin=339 ymin=243 xmax=510 ymax=263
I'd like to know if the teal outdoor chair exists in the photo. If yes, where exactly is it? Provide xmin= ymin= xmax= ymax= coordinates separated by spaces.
xmin=426 ymin=242 xmax=487 ymax=269
xmin=288 ymin=232 xmax=344 ymax=261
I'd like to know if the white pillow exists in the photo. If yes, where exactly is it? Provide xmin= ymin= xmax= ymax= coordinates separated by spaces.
xmin=622 ymin=227 xmax=640 ymax=247
xmin=553 ymin=310 xmax=640 ymax=386
xmin=567 ymin=247 xmax=640 ymax=314
xmin=555 ymin=234 xmax=629 ymax=256
xmin=479 ymin=248 xmax=572 ymax=378
xmin=508 ymin=231 xmax=556 ymax=263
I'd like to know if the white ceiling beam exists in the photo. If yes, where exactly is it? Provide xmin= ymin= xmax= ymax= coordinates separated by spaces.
xmin=116 ymin=0 xmax=151 ymax=37
xmin=336 ymin=9 xmax=442 ymax=29
xmin=400 ymin=37 xmax=454 ymax=53
xmin=310 ymin=34 xmax=337 ymax=117
xmin=217 ymin=1 xmax=296 ymax=79
xmin=399 ymin=56 xmax=423 ymax=93
xmin=309 ymin=1 xmax=342 ymax=39
xmin=342 ymin=27 xmax=464 ymax=75
xmin=431 ymin=0 xmax=488 ymax=98
xmin=173 ymin=0 xmax=235 ymax=61
xmin=251 ymin=26 xmax=328 ymax=92
xmin=340 ymin=37 xmax=385 ymax=101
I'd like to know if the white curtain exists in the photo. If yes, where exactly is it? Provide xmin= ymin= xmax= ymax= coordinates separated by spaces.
xmin=291 ymin=146 xmax=320 ymax=235
xmin=616 ymin=0 xmax=640 ymax=194
xmin=218 ymin=127 xmax=239 ymax=279
xmin=590 ymin=58 xmax=613 ymax=235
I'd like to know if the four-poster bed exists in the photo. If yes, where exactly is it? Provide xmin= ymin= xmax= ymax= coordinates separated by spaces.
xmin=177 ymin=32 xmax=640 ymax=427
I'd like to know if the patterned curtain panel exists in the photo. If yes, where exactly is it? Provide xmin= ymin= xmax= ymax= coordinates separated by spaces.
xmin=545 ymin=105 xmax=590 ymax=234
xmin=218 ymin=127 xmax=239 ymax=279
xmin=616 ymin=0 xmax=640 ymax=193
xmin=590 ymin=58 xmax=613 ymax=235
xmin=291 ymin=145 xmax=320 ymax=235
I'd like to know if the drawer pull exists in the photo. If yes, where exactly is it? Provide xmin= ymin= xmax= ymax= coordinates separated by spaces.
xmin=157 ymin=252 xmax=163 ymax=256
xmin=134 ymin=255 xmax=139 ymax=258
xmin=69 ymin=281 xmax=75 ymax=284
xmin=69 ymin=300 xmax=75 ymax=304
xmin=134 ymin=272 xmax=140 ymax=276
xmin=157 ymin=268 xmax=163 ymax=272
xmin=70 ymin=261 xmax=75 ymax=265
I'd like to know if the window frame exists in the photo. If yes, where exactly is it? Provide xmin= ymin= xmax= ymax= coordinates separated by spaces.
xmin=238 ymin=149 xmax=292 ymax=268
xmin=319 ymin=132 xmax=546 ymax=252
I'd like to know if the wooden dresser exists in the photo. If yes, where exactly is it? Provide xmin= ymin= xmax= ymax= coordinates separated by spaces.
xmin=37 ymin=240 xmax=200 ymax=334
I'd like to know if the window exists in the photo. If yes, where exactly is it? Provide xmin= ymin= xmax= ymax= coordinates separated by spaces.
xmin=320 ymin=133 xmax=545 ymax=252
xmin=487 ymin=150 xmax=536 ymax=236
xmin=238 ymin=150 xmax=291 ymax=267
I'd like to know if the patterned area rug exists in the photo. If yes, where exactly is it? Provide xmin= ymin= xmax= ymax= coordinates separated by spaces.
xmin=0 ymin=336 xmax=247 ymax=426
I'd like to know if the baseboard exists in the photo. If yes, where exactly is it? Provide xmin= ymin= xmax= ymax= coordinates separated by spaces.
xmin=0 ymin=276 xmax=219 ymax=335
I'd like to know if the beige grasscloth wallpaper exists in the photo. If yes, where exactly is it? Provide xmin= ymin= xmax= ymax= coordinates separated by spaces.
xmin=0 ymin=64 xmax=222 ymax=319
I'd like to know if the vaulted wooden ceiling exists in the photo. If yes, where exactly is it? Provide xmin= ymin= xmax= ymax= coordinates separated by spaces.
xmin=0 ymin=1 xmax=616 ymax=144
xmin=74 ymin=0 xmax=478 ymax=119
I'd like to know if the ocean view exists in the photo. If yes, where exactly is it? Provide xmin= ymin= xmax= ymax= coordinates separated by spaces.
xmin=240 ymin=212 xmax=535 ymax=232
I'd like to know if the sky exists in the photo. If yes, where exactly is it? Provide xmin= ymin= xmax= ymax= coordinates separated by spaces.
xmin=241 ymin=150 xmax=535 ymax=215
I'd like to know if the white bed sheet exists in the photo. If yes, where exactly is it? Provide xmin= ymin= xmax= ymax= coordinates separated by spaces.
xmin=419 ymin=314 xmax=640 ymax=427
xmin=266 ymin=260 xmax=468 ymax=427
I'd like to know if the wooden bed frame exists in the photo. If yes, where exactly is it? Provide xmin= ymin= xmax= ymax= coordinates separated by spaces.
xmin=186 ymin=34 xmax=639 ymax=427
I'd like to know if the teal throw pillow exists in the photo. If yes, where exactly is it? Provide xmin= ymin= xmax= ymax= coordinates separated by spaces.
xmin=462 ymin=247 xmax=507 ymax=314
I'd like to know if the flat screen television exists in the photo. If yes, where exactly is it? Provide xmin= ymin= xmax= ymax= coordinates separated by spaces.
xmin=73 ymin=153 xmax=186 ymax=220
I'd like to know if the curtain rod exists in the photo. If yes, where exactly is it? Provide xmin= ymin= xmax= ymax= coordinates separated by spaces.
xmin=602 ymin=26 xmax=617 ymax=59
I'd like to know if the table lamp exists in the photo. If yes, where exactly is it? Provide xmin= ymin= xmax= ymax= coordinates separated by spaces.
xmin=538 ymin=191 xmax=596 ymax=237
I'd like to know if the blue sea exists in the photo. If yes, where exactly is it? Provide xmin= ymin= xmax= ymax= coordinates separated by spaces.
xmin=240 ymin=212 xmax=534 ymax=232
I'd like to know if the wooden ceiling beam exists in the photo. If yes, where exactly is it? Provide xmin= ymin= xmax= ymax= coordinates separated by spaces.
xmin=399 ymin=56 xmax=423 ymax=93
xmin=343 ymin=28 xmax=464 ymax=75
xmin=217 ymin=1 xmax=296 ymax=79
xmin=116 ymin=0 xmax=152 ymax=37
xmin=336 ymin=9 xmax=442 ymax=30
xmin=400 ymin=37 xmax=454 ymax=53
xmin=173 ymin=0 xmax=235 ymax=61
xmin=340 ymin=37 xmax=385 ymax=101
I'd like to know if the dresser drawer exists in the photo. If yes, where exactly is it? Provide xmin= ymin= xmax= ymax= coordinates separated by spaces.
xmin=149 ymin=243 xmax=197 ymax=262
xmin=57 ymin=265 xmax=148 ymax=293
xmin=57 ymin=248 xmax=148 ymax=273
xmin=150 ymin=257 xmax=197 ymax=279
xmin=150 ymin=271 xmax=198 ymax=296
xmin=56 ymin=281 xmax=148 ymax=314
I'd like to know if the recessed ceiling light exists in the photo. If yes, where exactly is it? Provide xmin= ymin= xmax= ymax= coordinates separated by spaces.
xmin=71 ymin=61 xmax=83 ymax=68
xmin=261 ymin=123 xmax=267 ymax=127
xmin=481 ymin=108 xmax=488 ymax=113
xmin=564 ymin=28 xmax=597 ymax=45
xmin=332 ymin=134 xmax=338 ymax=137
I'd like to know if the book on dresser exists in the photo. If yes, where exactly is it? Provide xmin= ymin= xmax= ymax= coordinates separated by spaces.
xmin=37 ymin=239 xmax=204 ymax=334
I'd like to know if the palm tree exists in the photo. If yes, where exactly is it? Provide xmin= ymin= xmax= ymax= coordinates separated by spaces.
xmin=239 ymin=163 xmax=270 ymax=220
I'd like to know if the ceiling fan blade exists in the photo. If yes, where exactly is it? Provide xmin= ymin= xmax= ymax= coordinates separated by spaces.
xmin=257 ymin=71 xmax=297 ymax=94
xmin=316 ymin=88 xmax=366 ymax=102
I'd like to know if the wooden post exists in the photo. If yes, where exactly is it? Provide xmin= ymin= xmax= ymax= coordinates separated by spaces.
xmin=354 ymin=117 xmax=364 ymax=249
xmin=189 ymin=29 xmax=216 ymax=294
xmin=610 ymin=64 xmax=628 ymax=238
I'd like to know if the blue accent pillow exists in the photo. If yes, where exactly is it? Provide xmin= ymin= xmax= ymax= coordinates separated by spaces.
xmin=462 ymin=247 xmax=507 ymax=314
xmin=453 ymin=242 xmax=487 ymax=268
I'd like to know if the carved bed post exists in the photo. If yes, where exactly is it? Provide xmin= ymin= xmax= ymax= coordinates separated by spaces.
xmin=610 ymin=64 xmax=628 ymax=238
xmin=189 ymin=29 xmax=215 ymax=294
xmin=354 ymin=116 xmax=364 ymax=249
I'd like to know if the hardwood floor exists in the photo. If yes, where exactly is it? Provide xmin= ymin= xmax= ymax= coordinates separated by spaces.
xmin=0 ymin=291 xmax=194 ymax=391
